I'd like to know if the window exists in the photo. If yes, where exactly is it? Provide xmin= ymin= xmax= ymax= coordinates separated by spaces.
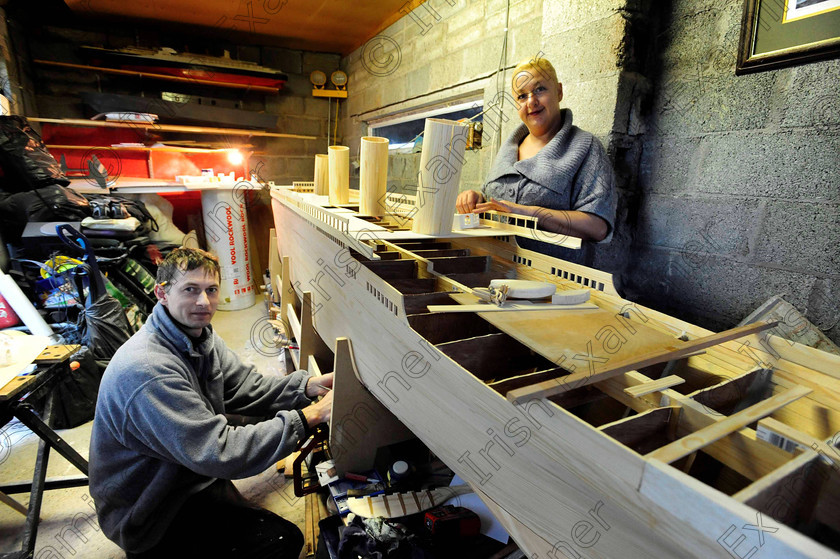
xmin=369 ymin=100 xmax=483 ymax=151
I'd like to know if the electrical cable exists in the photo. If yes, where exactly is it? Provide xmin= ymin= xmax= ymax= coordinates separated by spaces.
xmin=495 ymin=0 xmax=511 ymax=153
xmin=334 ymin=99 xmax=339 ymax=144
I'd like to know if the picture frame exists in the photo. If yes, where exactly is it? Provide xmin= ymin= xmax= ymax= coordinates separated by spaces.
xmin=736 ymin=0 xmax=840 ymax=74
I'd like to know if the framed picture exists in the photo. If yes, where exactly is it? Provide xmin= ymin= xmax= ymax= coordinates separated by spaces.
xmin=737 ymin=0 xmax=840 ymax=74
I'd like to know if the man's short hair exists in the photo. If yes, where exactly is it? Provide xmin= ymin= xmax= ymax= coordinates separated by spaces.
xmin=156 ymin=247 xmax=220 ymax=287
xmin=511 ymin=55 xmax=559 ymax=93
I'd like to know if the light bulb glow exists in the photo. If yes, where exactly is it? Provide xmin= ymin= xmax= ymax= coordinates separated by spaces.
xmin=227 ymin=150 xmax=244 ymax=165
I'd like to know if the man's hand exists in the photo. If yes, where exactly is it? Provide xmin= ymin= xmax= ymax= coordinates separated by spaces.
xmin=456 ymin=190 xmax=485 ymax=214
xmin=305 ymin=373 xmax=333 ymax=398
xmin=302 ymin=390 xmax=333 ymax=426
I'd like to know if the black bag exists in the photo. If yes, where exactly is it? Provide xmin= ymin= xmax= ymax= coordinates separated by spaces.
xmin=0 ymin=116 xmax=69 ymax=193
xmin=45 ymin=346 xmax=106 ymax=429
xmin=68 ymin=262 xmax=133 ymax=360
xmin=0 ymin=185 xmax=91 ymax=243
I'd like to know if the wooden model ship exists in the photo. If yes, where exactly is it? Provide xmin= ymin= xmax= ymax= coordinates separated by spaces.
xmin=268 ymin=132 xmax=840 ymax=558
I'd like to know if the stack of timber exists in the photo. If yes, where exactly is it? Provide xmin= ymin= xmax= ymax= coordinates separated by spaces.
xmin=269 ymin=184 xmax=840 ymax=558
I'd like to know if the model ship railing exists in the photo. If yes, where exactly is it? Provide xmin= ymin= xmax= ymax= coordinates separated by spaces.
xmin=292 ymin=181 xmax=315 ymax=192
xmin=381 ymin=190 xmax=581 ymax=249
xmin=272 ymin=186 xmax=378 ymax=260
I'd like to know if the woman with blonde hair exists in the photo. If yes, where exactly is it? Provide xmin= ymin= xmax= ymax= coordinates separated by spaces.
xmin=456 ymin=56 xmax=616 ymax=261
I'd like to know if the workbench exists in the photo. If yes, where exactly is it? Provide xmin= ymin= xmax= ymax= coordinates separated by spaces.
xmin=0 ymin=345 xmax=90 ymax=559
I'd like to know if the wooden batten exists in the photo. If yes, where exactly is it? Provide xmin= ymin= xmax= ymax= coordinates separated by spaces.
xmin=402 ymin=292 xmax=459 ymax=315
xmin=436 ymin=332 xmax=556 ymax=382
xmin=648 ymin=386 xmax=812 ymax=464
xmin=359 ymin=136 xmax=389 ymax=216
xmin=489 ymin=367 xmax=568 ymax=395
xmin=411 ymin=118 xmax=469 ymax=235
xmin=314 ymin=154 xmax=329 ymax=196
xmin=391 ymin=241 xmax=453 ymax=251
xmin=624 ymin=375 xmax=685 ymax=398
xmin=409 ymin=248 xmax=471 ymax=258
xmin=328 ymin=145 xmax=350 ymax=205
xmin=506 ymin=320 xmax=779 ymax=404
xmin=407 ymin=312 xmax=498 ymax=344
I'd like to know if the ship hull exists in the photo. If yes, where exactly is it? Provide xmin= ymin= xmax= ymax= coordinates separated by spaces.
xmin=270 ymin=188 xmax=840 ymax=558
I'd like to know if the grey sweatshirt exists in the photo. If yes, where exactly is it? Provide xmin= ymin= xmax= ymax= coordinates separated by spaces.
xmin=89 ymin=302 xmax=311 ymax=553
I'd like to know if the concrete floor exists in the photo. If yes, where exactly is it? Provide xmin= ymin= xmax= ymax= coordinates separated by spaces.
xmin=0 ymin=302 xmax=307 ymax=557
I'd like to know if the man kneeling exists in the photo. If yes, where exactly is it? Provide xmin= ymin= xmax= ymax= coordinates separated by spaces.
xmin=90 ymin=247 xmax=332 ymax=558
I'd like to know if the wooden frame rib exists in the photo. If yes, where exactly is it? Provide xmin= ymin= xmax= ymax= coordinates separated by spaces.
xmin=647 ymin=386 xmax=812 ymax=464
xmin=506 ymin=320 xmax=779 ymax=403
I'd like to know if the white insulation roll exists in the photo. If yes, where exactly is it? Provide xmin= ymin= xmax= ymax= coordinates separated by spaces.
xmin=201 ymin=188 xmax=255 ymax=310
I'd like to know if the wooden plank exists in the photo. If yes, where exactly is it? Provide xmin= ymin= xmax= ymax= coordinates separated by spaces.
xmin=624 ymin=375 xmax=686 ymax=398
xmin=427 ymin=302 xmax=598 ymax=313
xmin=34 ymin=59 xmax=281 ymax=94
xmin=0 ymin=376 xmax=33 ymax=400
xmin=34 ymin=344 xmax=80 ymax=363
xmin=304 ymin=492 xmax=316 ymax=557
xmin=29 ymin=117 xmax=316 ymax=139
xmin=488 ymin=367 xmax=567 ymax=395
xmin=403 ymin=292 xmax=458 ymax=315
xmin=647 ymin=386 xmax=812 ymax=464
xmin=507 ymin=320 xmax=778 ymax=404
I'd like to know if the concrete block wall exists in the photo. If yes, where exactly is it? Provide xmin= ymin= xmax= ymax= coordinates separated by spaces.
xmin=340 ymin=0 xmax=545 ymax=197
xmin=539 ymin=0 xmax=655 ymax=274
xmin=256 ymin=48 xmax=341 ymax=185
xmin=629 ymin=0 xmax=840 ymax=343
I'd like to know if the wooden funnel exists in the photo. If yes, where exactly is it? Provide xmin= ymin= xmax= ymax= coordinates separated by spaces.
xmin=328 ymin=145 xmax=350 ymax=205
xmin=411 ymin=118 xmax=469 ymax=235
xmin=314 ymin=154 xmax=329 ymax=196
xmin=360 ymin=136 xmax=389 ymax=216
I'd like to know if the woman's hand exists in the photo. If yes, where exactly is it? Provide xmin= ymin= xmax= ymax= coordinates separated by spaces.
xmin=305 ymin=372 xmax=333 ymax=398
xmin=474 ymin=198 xmax=518 ymax=214
xmin=456 ymin=190 xmax=485 ymax=214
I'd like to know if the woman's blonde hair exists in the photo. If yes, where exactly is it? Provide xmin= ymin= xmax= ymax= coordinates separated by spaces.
xmin=511 ymin=56 xmax=559 ymax=93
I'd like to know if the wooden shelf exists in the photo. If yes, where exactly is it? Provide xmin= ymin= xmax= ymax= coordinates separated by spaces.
xmin=312 ymin=89 xmax=348 ymax=98
xmin=34 ymin=59 xmax=281 ymax=94
xmin=47 ymin=144 xmax=251 ymax=154
xmin=30 ymin=117 xmax=316 ymax=140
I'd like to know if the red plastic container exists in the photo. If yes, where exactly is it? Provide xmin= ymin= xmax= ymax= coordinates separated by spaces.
xmin=0 ymin=293 xmax=21 ymax=329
